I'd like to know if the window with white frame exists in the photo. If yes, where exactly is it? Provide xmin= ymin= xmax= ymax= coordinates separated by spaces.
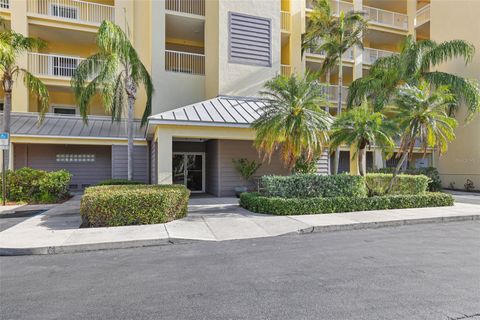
xmin=56 ymin=154 xmax=95 ymax=163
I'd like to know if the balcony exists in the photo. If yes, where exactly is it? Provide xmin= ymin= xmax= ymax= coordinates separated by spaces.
xmin=27 ymin=0 xmax=114 ymax=26
xmin=363 ymin=48 xmax=397 ymax=65
xmin=306 ymin=44 xmax=354 ymax=63
xmin=165 ymin=0 xmax=205 ymax=16
xmin=165 ymin=50 xmax=205 ymax=75
xmin=280 ymin=65 xmax=291 ymax=77
xmin=415 ymin=4 xmax=430 ymax=27
xmin=306 ymin=0 xmax=353 ymax=14
xmin=324 ymin=85 xmax=349 ymax=104
xmin=363 ymin=5 xmax=408 ymax=31
xmin=28 ymin=52 xmax=84 ymax=79
xmin=281 ymin=11 xmax=291 ymax=33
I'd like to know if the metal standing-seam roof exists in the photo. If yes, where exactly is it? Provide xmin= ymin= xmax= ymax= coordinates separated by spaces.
xmin=148 ymin=96 xmax=268 ymax=128
xmin=4 ymin=112 xmax=145 ymax=139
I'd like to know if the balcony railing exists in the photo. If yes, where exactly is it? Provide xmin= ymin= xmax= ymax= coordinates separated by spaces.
xmin=306 ymin=45 xmax=354 ymax=62
xmin=165 ymin=0 xmax=205 ymax=16
xmin=0 ymin=0 xmax=9 ymax=10
xmin=280 ymin=65 xmax=291 ymax=77
xmin=27 ymin=0 xmax=114 ymax=25
xmin=281 ymin=11 xmax=291 ymax=33
xmin=165 ymin=50 xmax=205 ymax=75
xmin=363 ymin=47 xmax=397 ymax=65
xmin=306 ymin=0 xmax=353 ymax=14
xmin=324 ymin=85 xmax=349 ymax=103
xmin=28 ymin=53 xmax=84 ymax=78
xmin=363 ymin=5 xmax=408 ymax=30
xmin=415 ymin=4 xmax=430 ymax=27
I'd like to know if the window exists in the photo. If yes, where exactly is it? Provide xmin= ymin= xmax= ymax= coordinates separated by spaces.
xmin=56 ymin=154 xmax=95 ymax=163
xmin=50 ymin=4 xmax=78 ymax=20
xmin=52 ymin=106 xmax=77 ymax=115
xmin=229 ymin=12 xmax=271 ymax=67
xmin=0 ymin=102 xmax=3 ymax=111
xmin=52 ymin=56 xmax=79 ymax=77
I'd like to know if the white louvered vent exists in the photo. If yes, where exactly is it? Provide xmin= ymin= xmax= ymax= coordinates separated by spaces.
xmin=228 ymin=12 xmax=271 ymax=67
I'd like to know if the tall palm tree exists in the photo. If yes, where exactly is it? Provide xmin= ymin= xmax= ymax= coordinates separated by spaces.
xmin=348 ymin=35 xmax=480 ymax=120
xmin=330 ymin=100 xmax=396 ymax=176
xmin=0 ymin=29 xmax=49 ymax=138
xmin=386 ymin=81 xmax=458 ymax=192
xmin=305 ymin=1 xmax=368 ymax=174
xmin=253 ymin=73 xmax=333 ymax=169
xmin=72 ymin=20 xmax=153 ymax=181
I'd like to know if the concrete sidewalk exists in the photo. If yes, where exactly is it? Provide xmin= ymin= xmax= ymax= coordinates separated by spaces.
xmin=1 ymin=196 xmax=479 ymax=255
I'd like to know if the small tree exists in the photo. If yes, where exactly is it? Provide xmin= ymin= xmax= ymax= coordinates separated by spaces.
xmin=72 ymin=21 xmax=153 ymax=181
xmin=386 ymin=81 xmax=458 ymax=192
xmin=330 ymin=101 xmax=396 ymax=176
xmin=253 ymin=73 xmax=332 ymax=168
xmin=232 ymin=158 xmax=262 ymax=185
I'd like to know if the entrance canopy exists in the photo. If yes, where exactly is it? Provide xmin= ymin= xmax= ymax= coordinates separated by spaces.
xmin=146 ymin=95 xmax=267 ymax=136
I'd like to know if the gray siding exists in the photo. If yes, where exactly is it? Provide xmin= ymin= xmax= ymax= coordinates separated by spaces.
xmin=217 ymin=140 xmax=289 ymax=197
xmin=205 ymin=140 xmax=220 ymax=196
xmin=13 ymin=143 xmax=111 ymax=188
xmin=150 ymin=141 xmax=157 ymax=184
xmin=111 ymin=145 xmax=149 ymax=183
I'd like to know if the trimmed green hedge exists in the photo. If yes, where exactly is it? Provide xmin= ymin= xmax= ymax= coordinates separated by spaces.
xmin=366 ymin=173 xmax=429 ymax=196
xmin=96 ymin=179 xmax=144 ymax=186
xmin=1 ymin=167 xmax=71 ymax=203
xmin=369 ymin=167 xmax=442 ymax=192
xmin=240 ymin=192 xmax=453 ymax=215
xmin=261 ymin=174 xmax=367 ymax=198
xmin=80 ymin=184 xmax=190 ymax=227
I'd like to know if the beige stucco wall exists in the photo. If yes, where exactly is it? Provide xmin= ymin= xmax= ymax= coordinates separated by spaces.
xmin=430 ymin=0 xmax=480 ymax=191
xmin=206 ymin=0 xmax=281 ymax=98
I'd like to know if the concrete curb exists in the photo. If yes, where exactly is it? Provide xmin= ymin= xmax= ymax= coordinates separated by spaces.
xmin=1 ymin=214 xmax=478 ymax=256
xmin=296 ymin=214 xmax=480 ymax=234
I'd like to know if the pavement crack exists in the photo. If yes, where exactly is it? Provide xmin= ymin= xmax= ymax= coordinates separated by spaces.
xmin=447 ymin=313 xmax=480 ymax=320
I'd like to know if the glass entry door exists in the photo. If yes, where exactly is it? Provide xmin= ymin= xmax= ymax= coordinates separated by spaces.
xmin=172 ymin=153 xmax=205 ymax=192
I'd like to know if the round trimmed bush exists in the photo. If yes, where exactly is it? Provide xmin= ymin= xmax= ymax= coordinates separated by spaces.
xmin=80 ymin=184 xmax=190 ymax=227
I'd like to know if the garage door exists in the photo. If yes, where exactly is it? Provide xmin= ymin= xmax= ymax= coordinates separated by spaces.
xmin=14 ymin=144 xmax=112 ymax=189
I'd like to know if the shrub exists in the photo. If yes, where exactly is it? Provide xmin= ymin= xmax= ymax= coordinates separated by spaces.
xmin=96 ymin=179 xmax=143 ymax=186
xmin=240 ymin=192 xmax=454 ymax=215
xmin=261 ymin=174 xmax=367 ymax=198
xmin=365 ymin=173 xmax=429 ymax=196
xmin=369 ymin=167 xmax=442 ymax=192
xmin=80 ymin=184 xmax=190 ymax=227
xmin=0 ymin=167 xmax=71 ymax=203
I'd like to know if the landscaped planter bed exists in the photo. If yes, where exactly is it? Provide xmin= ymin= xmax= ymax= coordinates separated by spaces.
xmin=240 ymin=192 xmax=454 ymax=215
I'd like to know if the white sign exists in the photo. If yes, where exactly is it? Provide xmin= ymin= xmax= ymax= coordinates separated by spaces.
xmin=0 ymin=133 xmax=9 ymax=150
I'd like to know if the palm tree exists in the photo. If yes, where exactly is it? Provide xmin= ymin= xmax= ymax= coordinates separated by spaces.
xmin=330 ymin=100 xmax=396 ymax=176
xmin=348 ymin=35 xmax=480 ymax=120
xmin=0 ymin=29 xmax=49 ymax=138
xmin=253 ymin=73 xmax=333 ymax=169
xmin=72 ymin=20 xmax=153 ymax=181
xmin=386 ymin=81 xmax=458 ymax=192
xmin=305 ymin=1 xmax=368 ymax=174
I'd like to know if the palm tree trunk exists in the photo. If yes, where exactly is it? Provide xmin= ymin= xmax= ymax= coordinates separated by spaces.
xmin=359 ymin=147 xmax=366 ymax=176
xmin=333 ymin=57 xmax=343 ymax=175
xmin=2 ymin=91 xmax=11 ymax=134
xmin=127 ymin=94 xmax=135 ymax=181
xmin=385 ymin=151 xmax=409 ymax=194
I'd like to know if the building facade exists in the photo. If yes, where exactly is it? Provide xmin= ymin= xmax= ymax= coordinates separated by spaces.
xmin=1 ymin=0 xmax=478 ymax=195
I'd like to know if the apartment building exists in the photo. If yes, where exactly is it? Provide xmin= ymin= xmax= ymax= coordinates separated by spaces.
xmin=1 ymin=0 xmax=478 ymax=195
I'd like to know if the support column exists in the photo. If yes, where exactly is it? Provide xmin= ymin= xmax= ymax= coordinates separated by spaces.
xmin=374 ymin=149 xmax=384 ymax=170
xmin=407 ymin=0 xmax=417 ymax=37
xmin=349 ymin=0 xmax=363 ymax=176
xmin=290 ymin=0 xmax=303 ymax=75
xmin=156 ymin=129 xmax=172 ymax=184
xmin=10 ymin=0 xmax=29 ymax=113
xmin=349 ymin=145 xmax=359 ymax=176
